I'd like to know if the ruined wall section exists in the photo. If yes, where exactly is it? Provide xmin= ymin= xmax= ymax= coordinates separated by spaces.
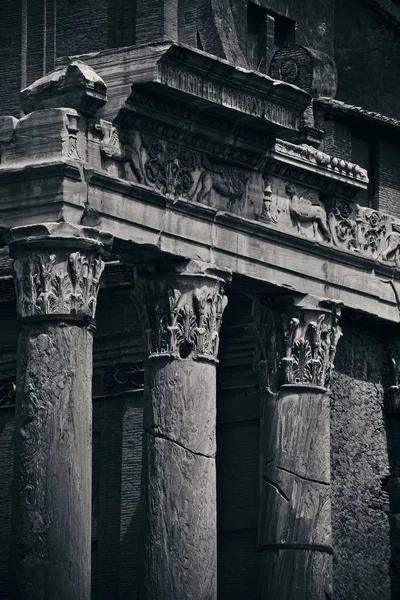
xmin=230 ymin=0 xmax=335 ymax=68
xmin=331 ymin=317 xmax=391 ymax=600
xmin=335 ymin=0 xmax=400 ymax=121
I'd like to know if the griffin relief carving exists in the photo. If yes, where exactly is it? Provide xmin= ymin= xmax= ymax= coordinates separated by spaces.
xmin=190 ymin=156 xmax=250 ymax=212
xmin=285 ymin=183 xmax=330 ymax=240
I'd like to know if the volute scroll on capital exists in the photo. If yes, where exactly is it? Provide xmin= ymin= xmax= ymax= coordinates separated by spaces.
xmin=9 ymin=223 xmax=113 ymax=323
xmin=133 ymin=261 xmax=231 ymax=362
xmin=249 ymin=295 xmax=343 ymax=392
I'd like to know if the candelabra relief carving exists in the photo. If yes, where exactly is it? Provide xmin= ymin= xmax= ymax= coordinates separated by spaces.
xmin=249 ymin=297 xmax=342 ymax=391
xmin=13 ymin=249 xmax=105 ymax=319
xmin=133 ymin=276 xmax=228 ymax=361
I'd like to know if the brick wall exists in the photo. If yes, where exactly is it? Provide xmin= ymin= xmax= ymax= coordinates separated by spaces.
xmin=0 ymin=0 xmax=136 ymax=118
xmin=331 ymin=317 xmax=391 ymax=600
xmin=335 ymin=0 xmax=400 ymax=120
xmin=377 ymin=140 xmax=400 ymax=218
xmin=0 ymin=0 xmax=23 ymax=117
xmin=217 ymin=294 xmax=259 ymax=600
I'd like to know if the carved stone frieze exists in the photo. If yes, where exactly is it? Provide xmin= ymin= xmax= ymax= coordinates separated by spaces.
xmin=249 ymin=296 xmax=342 ymax=391
xmin=9 ymin=223 xmax=112 ymax=322
xmin=141 ymin=134 xmax=198 ymax=197
xmin=191 ymin=156 xmax=249 ymax=212
xmin=328 ymin=200 xmax=397 ymax=262
xmin=99 ymin=126 xmax=250 ymax=210
xmin=133 ymin=262 xmax=230 ymax=361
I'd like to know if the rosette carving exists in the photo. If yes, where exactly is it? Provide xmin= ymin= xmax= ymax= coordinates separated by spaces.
xmin=133 ymin=267 xmax=228 ymax=361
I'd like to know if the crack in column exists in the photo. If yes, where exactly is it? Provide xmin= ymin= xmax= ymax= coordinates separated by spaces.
xmin=262 ymin=474 xmax=290 ymax=503
xmin=276 ymin=464 xmax=330 ymax=487
xmin=145 ymin=428 xmax=215 ymax=459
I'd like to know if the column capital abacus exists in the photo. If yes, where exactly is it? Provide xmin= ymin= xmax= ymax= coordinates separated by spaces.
xmin=249 ymin=294 xmax=343 ymax=392
xmin=133 ymin=260 xmax=231 ymax=362
xmin=9 ymin=222 xmax=113 ymax=326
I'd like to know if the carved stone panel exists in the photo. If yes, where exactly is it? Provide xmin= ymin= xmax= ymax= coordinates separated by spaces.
xmin=99 ymin=126 xmax=252 ymax=214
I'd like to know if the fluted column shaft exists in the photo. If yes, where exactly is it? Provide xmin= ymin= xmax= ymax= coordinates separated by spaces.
xmin=9 ymin=223 xmax=112 ymax=600
xmin=249 ymin=295 xmax=342 ymax=600
xmin=134 ymin=260 xmax=230 ymax=600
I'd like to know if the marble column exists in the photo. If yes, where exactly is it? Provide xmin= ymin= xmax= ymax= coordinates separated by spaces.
xmin=133 ymin=260 xmax=230 ymax=600
xmin=9 ymin=223 xmax=112 ymax=600
xmin=248 ymin=295 xmax=342 ymax=600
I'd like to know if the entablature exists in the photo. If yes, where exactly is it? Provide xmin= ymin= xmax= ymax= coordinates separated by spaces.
xmin=0 ymin=53 xmax=398 ymax=324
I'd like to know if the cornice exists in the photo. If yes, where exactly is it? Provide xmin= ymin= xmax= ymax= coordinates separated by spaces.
xmin=59 ymin=42 xmax=311 ymax=134
xmin=315 ymin=97 xmax=400 ymax=132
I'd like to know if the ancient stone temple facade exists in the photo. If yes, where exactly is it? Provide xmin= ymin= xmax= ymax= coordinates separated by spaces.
xmin=1 ymin=1 xmax=400 ymax=599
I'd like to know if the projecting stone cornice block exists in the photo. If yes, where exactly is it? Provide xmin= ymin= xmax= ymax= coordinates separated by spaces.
xmin=20 ymin=60 xmax=107 ymax=116
xmin=56 ymin=42 xmax=311 ymax=134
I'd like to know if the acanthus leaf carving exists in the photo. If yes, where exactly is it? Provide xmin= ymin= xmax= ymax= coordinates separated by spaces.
xmin=280 ymin=304 xmax=342 ymax=388
xmin=250 ymin=298 xmax=342 ymax=391
xmin=133 ymin=275 xmax=228 ymax=361
xmin=13 ymin=249 xmax=105 ymax=320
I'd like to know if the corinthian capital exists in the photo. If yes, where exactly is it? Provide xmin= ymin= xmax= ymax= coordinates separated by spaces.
xmin=133 ymin=260 xmax=231 ymax=361
xmin=9 ymin=223 xmax=113 ymax=323
xmin=249 ymin=294 xmax=342 ymax=391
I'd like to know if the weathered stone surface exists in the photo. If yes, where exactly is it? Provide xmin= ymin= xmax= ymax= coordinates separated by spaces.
xmin=331 ymin=323 xmax=391 ymax=600
xmin=142 ymin=356 xmax=217 ymax=600
xmin=9 ymin=222 xmax=111 ymax=600
xmin=257 ymin=388 xmax=333 ymax=599
xmin=249 ymin=297 xmax=339 ymax=599
xmin=270 ymin=44 xmax=337 ymax=98
xmin=137 ymin=261 xmax=229 ymax=600
xmin=11 ymin=323 xmax=93 ymax=599
xmin=258 ymin=549 xmax=332 ymax=600
xmin=21 ymin=60 xmax=107 ymax=116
